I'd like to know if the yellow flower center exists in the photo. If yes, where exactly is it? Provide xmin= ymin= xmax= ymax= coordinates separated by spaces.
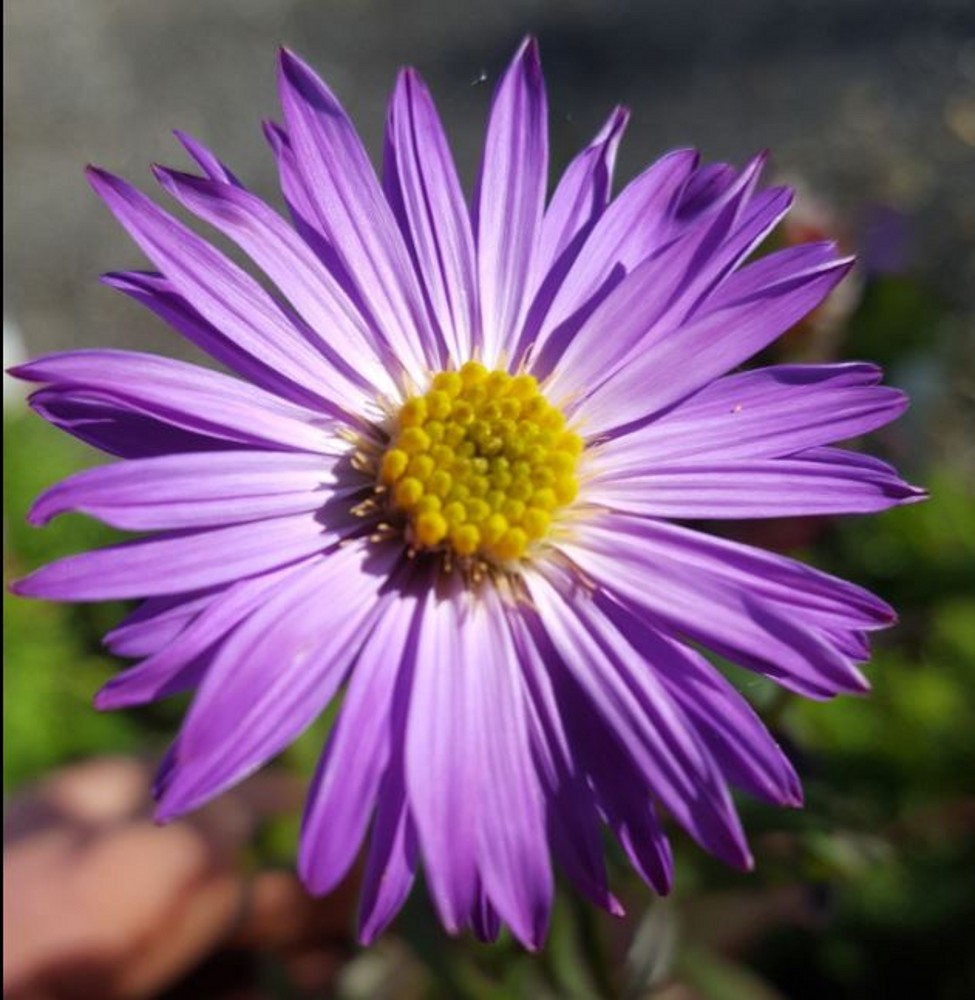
xmin=379 ymin=361 xmax=582 ymax=564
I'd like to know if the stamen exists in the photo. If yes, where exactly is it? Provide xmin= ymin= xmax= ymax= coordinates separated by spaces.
xmin=376 ymin=361 xmax=583 ymax=566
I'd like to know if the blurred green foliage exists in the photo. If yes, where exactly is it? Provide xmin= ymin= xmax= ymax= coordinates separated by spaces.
xmin=3 ymin=268 xmax=974 ymax=999
xmin=3 ymin=411 xmax=147 ymax=788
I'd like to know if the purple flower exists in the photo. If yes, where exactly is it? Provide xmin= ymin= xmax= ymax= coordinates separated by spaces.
xmin=11 ymin=39 xmax=923 ymax=948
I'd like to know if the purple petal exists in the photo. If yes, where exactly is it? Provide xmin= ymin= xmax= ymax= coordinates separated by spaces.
xmin=794 ymin=445 xmax=910 ymax=475
xmin=172 ymin=130 xmax=243 ymax=187
xmin=513 ymin=616 xmax=623 ymax=914
xmin=153 ymin=166 xmax=399 ymax=406
xmin=26 ymin=389 xmax=233 ymax=458
xmin=102 ymin=270 xmax=318 ymax=409
xmin=527 ymin=569 xmax=751 ymax=870
xmin=525 ymin=148 xmax=698 ymax=371
xmin=595 ymin=363 xmax=907 ymax=468
xmin=261 ymin=120 xmax=374 ymax=318
xmin=606 ymin=795 xmax=674 ymax=895
xmin=589 ymin=454 xmax=923 ymax=520
xmin=155 ymin=540 xmax=401 ymax=817
xmin=384 ymin=68 xmax=478 ymax=363
xmin=96 ymin=563 xmax=310 ymax=709
xmin=13 ymin=350 xmax=338 ymax=454
xmin=103 ymin=589 xmax=219 ymax=658
xmin=516 ymin=108 xmax=629 ymax=369
xmin=561 ymin=514 xmax=879 ymax=698
xmin=596 ymin=598 xmax=802 ymax=806
xmin=470 ymin=886 xmax=502 ymax=943
xmin=357 ymin=756 xmax=419 ymax=945
xmin=473 ymin=37 xmax=548 ymax=364
xmin=300 ymin=583 xmax=421 ymax=894
xmin=277 ymin=49 xmax=434 ymax=378
xmin=525 ymin=611 xmax=675 ymax=893
xmin=572 ymin=252 xmax=853 ymax=438
xmin=543 ymin=161 xmax=789 ymax=397
xmin=674 ymin=162 xmax=738 ymax=220
xmin=534 ymin=107 xmax=629 ymax=282
xmin=403 ymin=585 xmax=479 ymax=932
xmin=12 ymin=509 xmax=348 ymax=602
xmin=526 ymin=616 xmax=674 ymax=893
xmin=701 ymin=238 xmax=836 ymax=310
xmin=29 ymin=451 xmax=349 ymax=531
xmin=100 ymin=653 xmax=208 ymax=710
xmin=629 ymin=514 xmax=893 ymax=630
xmin=467 ymin=591 xmax=552 ymax=949
xmin=262 ymin=121 xmax=344 ymax=270
xmin=665 ymin=165 xmax=790 ymax=319
xmin=86 ymin=168 xmax=355 ymax=411
xmin=541 ymin=154 xmax=777 ymax=384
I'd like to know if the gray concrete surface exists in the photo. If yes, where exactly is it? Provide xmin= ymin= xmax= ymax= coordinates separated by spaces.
xmin=4 ymin=0 xmax=974 ymax=363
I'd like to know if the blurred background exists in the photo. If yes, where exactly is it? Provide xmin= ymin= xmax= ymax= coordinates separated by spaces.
xmin=4 ymin=1 xmax=974 ymax=997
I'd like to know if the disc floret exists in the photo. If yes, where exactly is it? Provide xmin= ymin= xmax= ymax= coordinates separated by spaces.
xmin=379 ymin=361 xmax=582 ymax=565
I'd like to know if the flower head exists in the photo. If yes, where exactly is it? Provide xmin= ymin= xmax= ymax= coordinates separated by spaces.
xmin=12 ymin=38 xmax=924 ymax=948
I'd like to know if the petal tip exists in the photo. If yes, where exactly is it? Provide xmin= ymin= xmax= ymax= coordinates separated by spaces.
xmin=85 ymin=163 xmax=113 ymax=189
xmin=277 ymin=46 xmax=305 ymax=88
xmin=99 ymin=271 xmax=125 ymax=289
xmin=356 ymin=924 xmax=380 ymax=948
xmin=514 ymin=35 xmax=543 ymax=80
xmin=278 ymin=48 xmax=344 ymax=119
xmin=172 ymin=128 xmax=203 ymax=161
xmin=8 ymin=568 xmax=54 ymax=598
xmin=295 ymin=856 xmax=321 ymax=896
xmin=154 ymin=777 xmax=203 ymax=822
xmin=5 ymin=361 xmax=33 ymax=382
xmin=295 ymin=839 xmax=345 ymax=899
xmin=393 ymin=65 xmax=427 ymax=105
xmin=261 ymin=119 xmax=288 ymax=155
xmin=92 ymin=684 xmax=125 ymax=712
xmin=25 ymin=499 xmax=51 ymax=527
xmin=152 ymin=163 xmax=195 ymax=202
xmin=152 ymin=801 xmax=180 ymax=825
xmin=904 ymin=484 xmax=930 ymax=504
xmin=278 ymin=46 xmax=315 ymax=90
xmin=85 ymin=165 xmax=134 ymax=207
xmin=606 ymin=105 xmax=631 ymax=140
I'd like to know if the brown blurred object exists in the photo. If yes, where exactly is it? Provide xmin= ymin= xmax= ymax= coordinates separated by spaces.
xmin=3 ymin=757 xmax=360 ymax=999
